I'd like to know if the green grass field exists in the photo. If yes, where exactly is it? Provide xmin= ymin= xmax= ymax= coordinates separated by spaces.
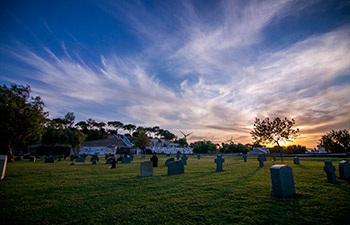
xmin=1 ymin=155 xmax=349 ymax=224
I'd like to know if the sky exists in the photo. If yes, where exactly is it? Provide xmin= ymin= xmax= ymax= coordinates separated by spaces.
xmin=0 ymin=0 xmax=349 ymax=148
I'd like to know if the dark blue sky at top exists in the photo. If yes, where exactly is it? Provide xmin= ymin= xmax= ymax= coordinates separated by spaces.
xmin=0 ymin=0 xmax=349 ymax=146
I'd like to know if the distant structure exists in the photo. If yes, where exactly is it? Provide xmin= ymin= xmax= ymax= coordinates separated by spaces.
xmin=248 ymin=147 xmax=270 ymax=155
xmin=79 ymin=135 xmax=127 ymax=155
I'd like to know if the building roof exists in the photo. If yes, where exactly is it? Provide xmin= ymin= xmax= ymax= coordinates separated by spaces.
xmin=82 ymin=135 xmax=126 ymax=148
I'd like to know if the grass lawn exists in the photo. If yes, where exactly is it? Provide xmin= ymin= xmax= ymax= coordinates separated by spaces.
xmin=1 ymin=155 xmax=349 ymax=224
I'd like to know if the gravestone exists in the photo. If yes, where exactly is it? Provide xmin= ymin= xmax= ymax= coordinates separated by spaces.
xmin=273 ymin=155 xmax=276 ymax=162
xmin=258 ymin=155 xmax=264 ymax=167
xmin=168 ymin=161 xmax=184 ymax=175
xmin=140 ymin=161 xmax=153 ymax=177
xmin=14 ymin=156 xmax=21 ymax=161
xmin=70 ymin=155 xmax=75 ymax=161
xmin=176 ymin=153 xmax=180 ymax=160
xmin=129 ymin=154 xmax=134 ymax=161
xmin=150 ymin=154 xmax=158 ymax=167
xmin=165 ymin=158 xmax=175 ymax=167
xmin=339 ymin=160 xmax=350 ymax=180
xmin=323 ymin=161 xmax=336 ymax=184
xmin=263 ymin=154 xmax=267 ymax=161
xmin=116 ymin=156 xmax=123 ymax=163
xmin=105 ymin=154 xmax=109 ymax=160
xmin=29 ymin=156 xmax=36 ymax=163
xmin=121 ymin=157 xmax=132 ymax=164
xmin=293 ymin=157 xmax=300 ymax=165
xmin=197 ymin=154 xmax=200 ymax=160
xmin=109 ymin=158 xmax=117 ymax=169
xmin=76 ymin=156 xmax=86 ymax=163
xmin=90 ymin=155 xmax=99 ymax=164
xmin=167 ymin=153 xmax=171 ymax=157
xmin=57 ymin=155 xmax=63 ymax=161
xmin=215 ymin=155 xmax=225 ymax=172
xmin=243 ymin=154 xmax=247 ymax=162
xmin=44 ymin=156 xmax=54 ymax=163
xmin=181 ymin=154 xmax=188 ymax=165
xmin=40 ymin=155 xmax=45 ymax=161
xmin=270 ymin=165 xmax=295 ymax=198
xmin=0 ymin=155 xmax=8 ymax=180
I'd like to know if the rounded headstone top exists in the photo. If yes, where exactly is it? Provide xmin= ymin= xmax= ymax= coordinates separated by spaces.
xmin=270 ymin=165 xmax=288 ymax=169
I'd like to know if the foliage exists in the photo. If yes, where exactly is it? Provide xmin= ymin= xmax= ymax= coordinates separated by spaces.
xmin=177 ymin=138 xmax=188 ymax=147
xmin=107 ymin=121 xmax=124 ymax=134
xmin=134 ymin=128 xmax=150 ymax=150
xmin=319 ymin=129 xmax=350 ymax=153
xmin=123 ymin=124 xmax=136 ymax=135
xmin=75 ymin=119 xmax=107 ymax=141
xmin=219 ymin=143 xmax=251 ymax=153
xmin=0 ymin=84 xmax=48 ymax=159
xmin=191 ymin=141 xmax=217 ymax=153
xmin=269 ymin=145 xmax=307 ymax=154
xmin=251 ymin=117 xmax=300 ymax=160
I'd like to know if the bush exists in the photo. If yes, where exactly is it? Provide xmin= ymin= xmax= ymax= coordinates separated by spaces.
xmin=192 ymin=141 xmax=217 ymax=154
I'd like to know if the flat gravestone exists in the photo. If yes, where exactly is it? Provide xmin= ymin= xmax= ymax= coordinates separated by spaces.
xmin=215 ymin=155 xmax=225 ymax=172
xmin=273 ymin=155 xmax=276 ymax=162
xmin=168 ymin=161 xmax=184 ymax=175
xmin=176 ymin=153 xmax=180 ymax=160
xmin=44 ymin=156 xmax=54 ymax=163
xmin=0 ymin=155 xmax=8 ymax=180
xmin=122 ymin=157 xmax=131 ymax=164
xmin=339 ymin=160 xmax=350 ymax=180
xmin=243 ymin=154 xmax=247 ymax=162
xmin=150 ymin=154 xmax=158 ymax=167
xmin=324 ymin=161 xmax=336 ymax=184
xmin=181 ymin=154 xmax=188 ymax=165
xmin=270 ymin=165 xmax=295 ymax=198
xmin=76 ymin=156 xmax=86 ymax=163
xmin=293 ymin=157 xmax=300 ymax=164
xmin=258 ymin=155 xmax=264 ymax=167
xmin=14 ymin=156 xmax=21 ymax=161
xmin=197 ymin=154 xmax=200 ymax=160
xmin=29 ymin=156 xmax=36 ymax=162
xmin=165 ymin=158 xmax=175 ymax=167
xmin=140 ymin=161 xmax=153 ymax=177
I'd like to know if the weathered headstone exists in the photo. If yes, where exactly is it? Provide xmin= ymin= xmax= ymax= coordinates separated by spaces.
xmin=140 ymin=161 xmax=153 ymax=177
xmin=339 ymin=160 xmax=350 ymax=180
xmin=243 ymin=154 xmax=247 ymax=162
xmin=29 ymin=156 xmax=36 ymax=163
xmin=150 ymin=154 xmax=158 ymax=167
xmin=263 ymin=154 xmax=267 ymax=162
xmin=258 ymin=155 xmax=264 ymax=167
xmin=181 ymin=154 xmax=188 ymax=165
xmin=176 ymin=153 xmax=180 ymax=160
xmin=40 ymin=155 xmax=45 ymax=161
xmin=273 ymin=155 xmax=276 ymax=162
xmin=76 ymin=156 xmax=86 ymax=163
xmin=197 ymin=154 xmax=200 ymax=160
xmin=293 ymin=157 xmax=300 ymax=165
xmin=168 ymin=161 xmax=184 ymax=175
xmin=109 ymin=158 xmax=117 ymax=169
xmin=270 ymin=165 xmax=295 ymax=198
xmin=165 ymin=158 xmax=175 ymax=167
xmin=90 ymin=155 xmax=99 ymax=164
xmin=122 ymin=157 xmax=132 ymax=164
xmin=215 ymin=155 xmax=225 ymax=172
xmin=14 ymin=156 xmax=21 ymax=161
xmin=167 ymin=153 xmax=171 ymax=157
xmin=44 ymin=156 xmax=54 ymax=163
xmin=0 ymin=155 xmax=8 ymax=180
xmin=324 ymin=161 xmax=336 ymax=184
xmin=129 ymin=154 xmax=134 ymax=161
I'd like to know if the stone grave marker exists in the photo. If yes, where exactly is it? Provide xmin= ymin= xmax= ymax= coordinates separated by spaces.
xmin=105 ymin=154 xmax=109 ymax=160
xmin=197 ymin=154 xmax=200 ymax=160
xmin=70 ymin=155 xmax=75 ymax=161
xmin=273 ymin=155 xmax=276 ymax=162
xmin=150 ymin=154 xmax=158 ymax=167
xmin=243 ymin=154 xmax=247 ymax=162
xmin=140 ymin=161 xmax=153 ymax=177
xmin=109 ymin=158 xmax=117 ymax=169
xmin=76 ymin=156 xmax=86 ymax=163
xmin=129 ymin=154 xmax=134 ymax=161
xmin=293 ymin=157 xmax=300 ymax=165
xmin=181 ymin=154 xmax=188 ymax=165
xmin=339 ymin=160 xmax=350 ymax=180
xmin=167 ymin=153 xmax=171 ymax=157
xmin=14 ymin=156 xmax=21 ymax=161
xmin=122 ymin=156 xmax=132 ymax=164
xmin=165 ymin=158 xmax=175 ymax=167
xmin=90 ymin=155 xmax=99 ymax=164
xmin=324 ymin=161 xmax=336 ymax=184
xmin=168 ymin=161 xmax=184 ymax=175
xmin=29 ymin=156 xmax=36 ymax=162
xmin=0 ymin=155 xmax=8 ymax=180
xmin=263 ymin=154 xmax=267 ymax=161
xmin=258 ymin=155 xmax=264 ymax=167
xmin=44 ymin=156 xmax=54 ymax=163
xmin=176 ymin=153 xmax=180 ymax=160
xmin=270 ymin=165 xmax=295 ymax=198
xmin=39 ymin=155 xmax=45 ymax=161
xmin=215 ymin=155 xmax=225 ymax=172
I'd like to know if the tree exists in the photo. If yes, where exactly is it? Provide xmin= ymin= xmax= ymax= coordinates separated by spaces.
xmin=107 ymin=121 xmax=124 ymax=134
xmin=123 ymin=124 xmax=136 ymax=135
xmin=319 ymin=129 xmax=350 ymax=153
xmin=0 ymin=84 xmax=48 ymax=161
xmin=177 ymin=138 xmax=188 ymax=148
xmin=66 ymin=128 xmax=86 ymax=156
xmin=191 ymin=141 xmax=217 ymax=154
xmin=134 ymin=128 xmax=150 ymax=152
xmin=250 ymin=117 xmax=299 ymax=162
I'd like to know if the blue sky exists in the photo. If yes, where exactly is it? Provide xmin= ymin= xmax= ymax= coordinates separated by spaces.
xmin=1 ymin=0 xmax=349 ymax=147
